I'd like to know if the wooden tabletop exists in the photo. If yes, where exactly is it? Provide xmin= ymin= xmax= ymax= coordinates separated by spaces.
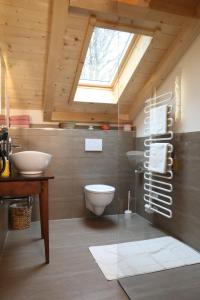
xmin=0 ymin=172 xmax=54 ymax=182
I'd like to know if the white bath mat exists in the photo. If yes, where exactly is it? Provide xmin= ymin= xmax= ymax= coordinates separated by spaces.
xmin=89 ymin=236 xmax=200 ymax=280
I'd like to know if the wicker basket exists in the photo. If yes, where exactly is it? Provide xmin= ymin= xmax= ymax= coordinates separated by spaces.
xmin=10 ymin=203 xmax=32 ymax=230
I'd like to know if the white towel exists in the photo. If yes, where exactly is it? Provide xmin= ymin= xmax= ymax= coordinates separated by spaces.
xmin=148 ymin=143 xmax=168 ymax=174
xmin=150 ymin=105 xmax=168 ymax=136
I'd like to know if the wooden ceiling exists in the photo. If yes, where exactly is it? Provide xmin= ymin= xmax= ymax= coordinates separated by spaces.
xmin=1 ymin=0 xmax=200 ymax=123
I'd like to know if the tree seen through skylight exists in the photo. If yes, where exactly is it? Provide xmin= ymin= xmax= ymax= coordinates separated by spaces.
xmin=80 ymin=27 xmax=134 ymax=84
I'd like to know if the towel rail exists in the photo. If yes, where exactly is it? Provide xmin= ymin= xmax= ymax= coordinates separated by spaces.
xmin=143 ymin=92 xmax=174 ymax=219
xmin=144 ymin=173 xmax=173 ymax=188
xmin=144 ymin=132 xmax=173 ymax=146
xmin=144 ymin=191 xmax=172 ymax=203
xmin=144 ymin=182 xmax=173 ymax=193
xmin=144 ymin=171 xmax=173 ymax=180
xmin=144 ymin=144 xmax=173 ymax=156
xmin=144 ymin=194 xmax=172 ymax=206
xmin=144 ymin=157 xmax=173 ymax=169
xmin=144 ymin=201 xmax=172 ymax=219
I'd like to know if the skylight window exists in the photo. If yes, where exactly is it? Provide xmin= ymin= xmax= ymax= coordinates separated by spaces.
xmin=80 ymin=27 xmax=134 ymax=86
xmin=73 ymin=25 xmax=153 ymax=104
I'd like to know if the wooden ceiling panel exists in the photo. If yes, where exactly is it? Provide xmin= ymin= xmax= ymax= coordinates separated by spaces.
xmin=70 ymin=0 xmax=194 ymax=25
xmin=54 ymin=103 xmax=118 ymax=114
xmin=0 ymin=0 xmax=49 ymax=12
xmin=6 ymin=78 xmax=44 ymax=92
xmin=6 ymin=59 xmax=45 ymax=79
xmin=0 ymin=2 xmax=49 ymax=31
xmin=150 ymin=33 xmax=176 ymax=50
xmin=1 ymin=0 xmax=200 ymax=123
xmin=129 ymin=19 xmax=200 ymax=120
xmin=0 ymin=0 xmax=50 ymax=110
xmin=118 ymin=31 xmax=177 ymax=108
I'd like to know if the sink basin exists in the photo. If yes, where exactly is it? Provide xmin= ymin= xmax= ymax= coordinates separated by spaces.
xmin=126 ymin=151 xmax=144 ymax=168
xmin=10 ymin=151 xmax=52 ymax=175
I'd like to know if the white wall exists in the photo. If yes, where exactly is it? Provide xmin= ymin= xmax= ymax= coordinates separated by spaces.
xmin=134 ymin=33 xmax=200 ymax=137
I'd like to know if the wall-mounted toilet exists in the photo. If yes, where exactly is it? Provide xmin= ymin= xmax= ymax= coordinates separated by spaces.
xmin=84 ymin=184 xmax=115 ymax=216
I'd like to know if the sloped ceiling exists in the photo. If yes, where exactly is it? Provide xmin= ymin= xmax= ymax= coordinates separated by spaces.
xmin=1 ymin=0 xmax=200 ymax=123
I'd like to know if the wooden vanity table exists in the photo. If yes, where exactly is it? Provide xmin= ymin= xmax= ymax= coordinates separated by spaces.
xmin=0 ymin=173 xmax=54 ymax=264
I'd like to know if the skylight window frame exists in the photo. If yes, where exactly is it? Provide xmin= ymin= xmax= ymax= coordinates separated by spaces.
xmin=69 ymin=18 xmax=154 ymax=105
xmin=78 ymin=33 xmax=138 ymax=89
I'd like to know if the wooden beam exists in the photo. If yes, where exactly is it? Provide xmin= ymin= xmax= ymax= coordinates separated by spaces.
xmin=95 ymin=20 xmax=156 ymax=36
xmin=68 ymin=16 xmax=96 ymax=104
xmin=117 ymin=0 xmax=150 ymax=7
xmin=149 ymin=0 xmax=197 ymax=18
xmin=195 ymin=2 xmax=200 ymax=18
xmin=129 ymin=19 xmax=200 ymax=120
xmin=118 ymin=0 xmax=198 ymax=18
xmin=69 ymin=0 xmax=195 ymax=26
xmin=52 ymin=111 xmax=130 ymax=123
xmin=43 ymin=0 xmax=69 ymax=121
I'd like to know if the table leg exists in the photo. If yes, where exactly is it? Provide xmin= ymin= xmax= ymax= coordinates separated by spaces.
xmin=39 ymin=195 xmax=44 ymax=239
xmin=39 ymin=181 xmax=49 ymax=264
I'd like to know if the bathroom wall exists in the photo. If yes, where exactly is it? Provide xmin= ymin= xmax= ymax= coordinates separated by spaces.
xmin=10 ymin=128 xmax=134 ymax=220
xmin=135 ymin=134 xmax=200 ymax=252
xmin=133 ymin=33 xmax=200 ymax=251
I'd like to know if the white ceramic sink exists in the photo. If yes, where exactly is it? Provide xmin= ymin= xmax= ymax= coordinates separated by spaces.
xmin=126 ymin=151 xmax=144 ymax=168
xmin=10 ymin=151 xmax=52 ymax=175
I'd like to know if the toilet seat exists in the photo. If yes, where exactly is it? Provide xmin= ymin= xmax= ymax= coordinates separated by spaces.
xmin=85 ymin=184 xmax=115 ymax=194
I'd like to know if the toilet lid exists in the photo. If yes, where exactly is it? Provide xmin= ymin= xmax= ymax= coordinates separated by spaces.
xmin=85 ymin=184 xmax=115 ymax=194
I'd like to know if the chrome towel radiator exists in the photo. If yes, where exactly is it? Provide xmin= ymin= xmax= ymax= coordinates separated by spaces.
xmin=143 ymin=92 xmax=174 ymax=219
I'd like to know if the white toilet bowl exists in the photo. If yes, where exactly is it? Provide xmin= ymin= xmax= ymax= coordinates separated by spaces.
xmin=84 ymin=184 xmax=115 ymax=216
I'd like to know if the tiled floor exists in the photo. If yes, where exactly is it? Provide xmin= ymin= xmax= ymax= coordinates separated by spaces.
xmin=119 ymin=264 xmax=200 ymax=300
xmin=0 ymin=214 xmax=164 ymax=300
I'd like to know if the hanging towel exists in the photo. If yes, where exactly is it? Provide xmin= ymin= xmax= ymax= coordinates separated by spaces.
xmin=10 ymin=115 xmax=30 ymax=121
xmin=150 ymin=105 xmax=168 ymax=136
xmin=9 ymin=115 xmax=30 ymax=128
xmin=148 ymin=143 xmax=168 ymax=174
xmin=9 ymin=120 xmax=30 ymax=125
xmin=0 ymin=115 xmax=6 ymax=125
